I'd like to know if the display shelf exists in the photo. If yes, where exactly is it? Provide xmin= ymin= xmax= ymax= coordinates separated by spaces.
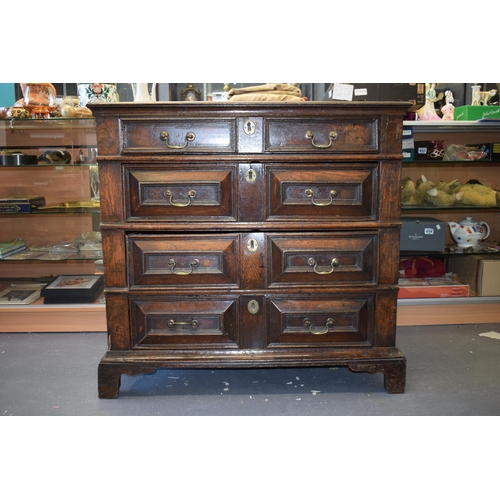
xmin=397 ymin=297 xmax=500 ymax=326
xmin=400 ymin=119 xmax=500 ymax=325
xmin=0 ymin=301 xmax=106 ymax=332
xmin=0 ymin=117 xmax=101 ymax=332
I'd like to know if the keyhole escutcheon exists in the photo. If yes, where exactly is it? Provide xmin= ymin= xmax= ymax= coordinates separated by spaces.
xmin=244 ymin=119 xmax=256 ymax=135
xmin=247 ymin=238 xmax=258 ymax=253
xmin=245 ymin=168 xmax=257 ymax=184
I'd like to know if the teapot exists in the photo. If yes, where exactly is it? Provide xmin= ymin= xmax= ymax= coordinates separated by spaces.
xmin=448 ymin=217 xmax=490 ymax=248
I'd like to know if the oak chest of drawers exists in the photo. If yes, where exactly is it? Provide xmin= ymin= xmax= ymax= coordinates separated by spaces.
xmin=91 ymin=101 xmax=408 ymax=398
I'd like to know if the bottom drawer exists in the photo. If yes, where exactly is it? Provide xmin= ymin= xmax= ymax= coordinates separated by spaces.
xmin=130 ymin=295 xmax=240 ymax=349
xmin=126 ymin=291 xmax=392 ymax=350
xmin=267 ymin=295 xmax=374 ymax=347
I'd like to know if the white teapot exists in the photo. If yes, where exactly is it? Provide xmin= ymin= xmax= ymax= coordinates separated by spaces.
xmin=448 ymin=216 xmax=490 ymax=248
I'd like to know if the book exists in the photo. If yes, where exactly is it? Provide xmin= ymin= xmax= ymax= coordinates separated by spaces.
xmin=0 ymin=196 xmax=46 ymax=214
xmin=0 ymin=284 xmax=45 ymax=305
xmin=0 ymin=239 xmax=27 ymax=259
xmin=4 ymin=250 xmax=48 ymax=260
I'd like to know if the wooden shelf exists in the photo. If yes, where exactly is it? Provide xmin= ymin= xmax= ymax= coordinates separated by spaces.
xmin=397 ymin=297 xmax=500 ymax=326
xmin=0 ymin=296 xmax=106 ymax=333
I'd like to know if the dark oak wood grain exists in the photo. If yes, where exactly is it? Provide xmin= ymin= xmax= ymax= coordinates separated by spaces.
xmin=91 ymin=101 xmax=408 ymax=397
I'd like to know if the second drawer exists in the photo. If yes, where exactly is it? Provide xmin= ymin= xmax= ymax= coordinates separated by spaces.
xmin=127 ymin=231 xmax=379 ymax=288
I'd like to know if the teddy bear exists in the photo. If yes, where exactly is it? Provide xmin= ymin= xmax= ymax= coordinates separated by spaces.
xmin=401 ymin=176 xmax=425 ymax=206
xmin=423 ymin=177 xmax=463 ymax=206
xmin=401 ymin=175 xmax=465 ymax=207
xmin=449 ymin=179 xmax=500 ymax=207
xmin=425 ymin=185 xmax=463 ymax=206
xmin=401 ymin=175 xmax=436 ymax=206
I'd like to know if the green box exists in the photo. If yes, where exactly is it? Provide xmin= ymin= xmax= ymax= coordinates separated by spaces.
xmin=454 ymin=105 xmax=500 ymax=121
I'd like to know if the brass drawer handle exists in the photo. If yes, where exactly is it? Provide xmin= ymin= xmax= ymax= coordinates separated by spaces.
xmin=303 ymin=318 xmax=335 ymax=335
xmin=160 ymin=130 xmax=196 ymax=149
xmin=308 ymin=257 xmax=340 ymax=275
xmin=168 ymin=258 xmax=199 ymax=275
xmin=305 ymin=130 xmax=337 ymax=148
xmin=164 ymin=189 xmax=196 ymax=207
xmin=167 ymin=319 xmax=199 ymax=329
xmin=305 ymin=188 xmax=338 ymax=206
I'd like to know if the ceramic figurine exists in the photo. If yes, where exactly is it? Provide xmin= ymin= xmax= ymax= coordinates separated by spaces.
xmin=441 ymin=90 xmax=455 ymax=121
xmin=417 ymin=83 xmax=441 ymax=121
xmin=471 ymin=85 xmax=498 ymax=106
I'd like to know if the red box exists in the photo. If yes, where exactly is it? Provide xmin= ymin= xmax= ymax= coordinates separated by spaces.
xmin=398 ymin=276 xmax=469 ymax=299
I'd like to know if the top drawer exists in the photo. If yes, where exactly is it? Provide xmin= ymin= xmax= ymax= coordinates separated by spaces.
xmin=121 ymin=118 xmax=236 ymax=154
xmin=265 ymin=118 xmax=379 ymax=153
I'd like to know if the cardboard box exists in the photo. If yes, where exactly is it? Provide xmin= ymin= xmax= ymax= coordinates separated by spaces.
xmin=447 ymin=255 xmax=500 ymax=296
xmin=490 ymin=142 xmax=500 ymax=161
xmin=414 ymin=140 xmax=445 ymax=161
xmin=402 ymin=149 xmax=414 ymax=161
xmin=323 ymin=83 xmax=425 ymax=111
xmin=400 ymin=217 xmax=446 ymax=252
xmin=398 ymin=276 xmax=469 ymax=299
xmin=454 ymin=105 xmax=500 ymax=121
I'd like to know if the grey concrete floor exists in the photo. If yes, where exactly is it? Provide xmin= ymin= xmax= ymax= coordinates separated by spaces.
xmin=1 ymin=323 xmax=500 ymax=416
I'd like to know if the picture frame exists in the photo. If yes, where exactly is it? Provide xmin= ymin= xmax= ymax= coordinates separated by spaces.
xmin=44 ymin=275 xmax=101 ymax=291
xmin=181 ymin=84 xmax=201 ymax=101
xmin=0 ymin=284 xmax=45 ymax=305
xmin=41 ymin=274 xmax=104 ymax=303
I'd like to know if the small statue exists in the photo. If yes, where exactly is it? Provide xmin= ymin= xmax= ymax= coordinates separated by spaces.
xmin=471 ymin=86 xmax=498 ymax=106
xmin=441 ymin=90 xmax=455 ymax=121
xmin=417 ymin=83 xmax=441 ymax=121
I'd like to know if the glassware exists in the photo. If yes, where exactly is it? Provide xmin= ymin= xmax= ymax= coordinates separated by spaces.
xmin=23 ymin=83 xmax=57 ymax=118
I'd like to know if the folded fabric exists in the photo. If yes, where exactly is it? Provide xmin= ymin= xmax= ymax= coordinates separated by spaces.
xmin=229 ymin=93 xmax=305 ymax=102
xmin=228 ymin=83 xmax=302 ymax=96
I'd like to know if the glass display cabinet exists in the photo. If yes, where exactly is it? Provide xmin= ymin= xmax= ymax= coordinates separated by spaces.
xmin=0 ymin=118 xmax=106 ymax=332
xmin=398 ymin=120 xmax=500 ymax=326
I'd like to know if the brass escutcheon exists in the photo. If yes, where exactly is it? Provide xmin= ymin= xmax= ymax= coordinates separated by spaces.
xmin=243 ymin=119 xmax=256 ymax=135
xmin=245 ymin=168 xmax=257 ymax=184
xmin=248 ymin=300 xmax=259 ymax=314
xmin=246 ymin=238 xmax=259 ymax=252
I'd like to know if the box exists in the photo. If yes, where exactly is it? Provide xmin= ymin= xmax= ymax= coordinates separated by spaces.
xmin=323 ymin=83 xmax=425 ymax=111
xmin=0 ymin=196 xmax=46 ymax=214
xmin=398 ymin=276 xmax=469 ymax=299
xmin=414 ymin=140 xmax=445 ymax=161
xmin=490 ymin=142 xmax=500 ymax=161
xmin=402 ymin=149 xmax=414 ymax=161
xmin=447 ymin=255 xmax=500 ymax=296
xmin=41 ymin=274 xmax=104 ymax=303
xmin=400 ymin=217 xmax=446 ymax=252
xmin=454 ymin=105 xmax=500 ymax=121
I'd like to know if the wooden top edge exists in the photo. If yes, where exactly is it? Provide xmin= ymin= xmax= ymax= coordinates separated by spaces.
xmin=89 ymin=101 xmax=413 ymax=110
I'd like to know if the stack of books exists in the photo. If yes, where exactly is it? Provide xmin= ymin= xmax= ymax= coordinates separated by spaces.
xmin=0 ymin=239 xmax=27 ymax=259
